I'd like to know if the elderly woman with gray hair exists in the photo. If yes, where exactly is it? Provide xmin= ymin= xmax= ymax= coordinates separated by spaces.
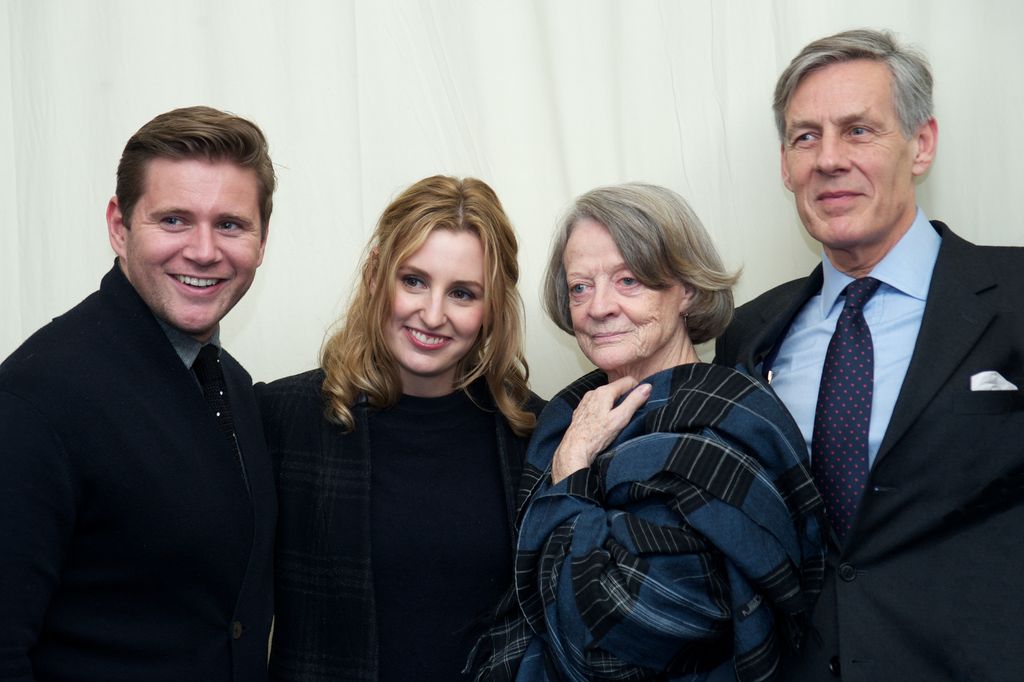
xmin=470 ymin=184 xmax=826 ymax=682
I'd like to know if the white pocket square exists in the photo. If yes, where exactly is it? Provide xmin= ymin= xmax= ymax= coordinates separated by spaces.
xmin=970 ymin=371 xmax=1019 ymax=392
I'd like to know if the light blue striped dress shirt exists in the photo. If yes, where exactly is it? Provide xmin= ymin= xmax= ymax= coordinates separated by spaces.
xmin=769 ymin=209 xmax=941 ymax=467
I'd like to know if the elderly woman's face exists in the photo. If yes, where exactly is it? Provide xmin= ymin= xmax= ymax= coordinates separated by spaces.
xmin=563 ymin=218 xmax=694 ymax=382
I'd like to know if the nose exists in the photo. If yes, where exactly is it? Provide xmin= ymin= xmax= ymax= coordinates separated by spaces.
xmin=420 ymin=291 xmax=447 ymax=328
xmin=183 ymin=225 xmax=221 ymax=264
xmin=815 ymin=130 xmax=850 ymax=175
xmin=588 ymin=281 xmax=619 ymax=319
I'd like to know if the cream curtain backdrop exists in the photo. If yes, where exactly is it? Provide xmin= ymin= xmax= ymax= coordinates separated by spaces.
xmin=2 ymin=0 xmax=1022 ymax=398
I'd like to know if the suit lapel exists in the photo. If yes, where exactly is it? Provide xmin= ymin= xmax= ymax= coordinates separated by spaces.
xmin=876 ymin=223 xmax=997 ymax=464
xmin=740 ymin=266 xmax=824 ymax=378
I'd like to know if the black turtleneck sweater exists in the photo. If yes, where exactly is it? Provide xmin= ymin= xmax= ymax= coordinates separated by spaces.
xmin=369 ymin=389 xmax=512 ymax=680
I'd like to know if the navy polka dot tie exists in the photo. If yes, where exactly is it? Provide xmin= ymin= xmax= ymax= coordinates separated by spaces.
xmin=812 ymin=277 xmax=881 ymax=542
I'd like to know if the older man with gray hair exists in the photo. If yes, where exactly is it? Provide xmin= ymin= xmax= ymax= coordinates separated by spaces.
xmin=717 ymin=29 xmax=1024 ymax=680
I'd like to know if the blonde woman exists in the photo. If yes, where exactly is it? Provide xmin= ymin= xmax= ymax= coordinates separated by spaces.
xmin=259 ymin=176 xmax=542 ymax=681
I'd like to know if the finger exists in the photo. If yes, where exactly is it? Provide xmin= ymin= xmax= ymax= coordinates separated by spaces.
xmin=603 ymin=375 xmax=640 ymax=399
xmin=612 ymin=383 xmax=651 ymax=423
xmin=578 ymin=377 xmax=635 ymax=412
xmin=605 ymin=374 xmax=639 ymax=391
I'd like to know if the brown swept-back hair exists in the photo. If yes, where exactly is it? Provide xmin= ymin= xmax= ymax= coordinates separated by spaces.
xmin=320 ymin=175 xmax=535 ymax=436
xmin=115 ymin=105 xmax=276 ymax=236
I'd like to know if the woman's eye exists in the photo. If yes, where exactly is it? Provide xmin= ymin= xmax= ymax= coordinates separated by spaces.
xmin=402 ymin=275 xmax=424 ymax=288
xmin=451 ymin=288 xmax=476 ymax=301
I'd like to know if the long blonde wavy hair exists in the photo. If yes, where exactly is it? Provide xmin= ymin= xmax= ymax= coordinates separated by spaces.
xmin=320 ymin=175 xmax=536 ymax=436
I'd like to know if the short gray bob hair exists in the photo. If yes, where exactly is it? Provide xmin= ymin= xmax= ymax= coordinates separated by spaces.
xmin=544 ymin=183 xmax=738 ymax=345
xmin=773 ymin=28 xmax=933 ymax=141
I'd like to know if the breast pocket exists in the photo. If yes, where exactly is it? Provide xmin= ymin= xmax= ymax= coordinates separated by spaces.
xmin=953 ymin=387 xmax=1024 ymax=414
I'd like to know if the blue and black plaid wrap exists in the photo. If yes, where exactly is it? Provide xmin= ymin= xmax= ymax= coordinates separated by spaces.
xmin=470 ymin=363 xmax=826 ymax=682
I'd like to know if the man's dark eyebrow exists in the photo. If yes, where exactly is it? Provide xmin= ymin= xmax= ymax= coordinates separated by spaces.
xmin=148 ymin=206 xmax=196 ymax=218
xmin=217 ymin=213 xmax=256 ymax=226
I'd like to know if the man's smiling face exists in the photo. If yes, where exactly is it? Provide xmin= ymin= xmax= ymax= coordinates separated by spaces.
xmin=106 ymin=157 xmax=267 ymax=341
xmin=781 ymin=59 xmax=936 ymax=277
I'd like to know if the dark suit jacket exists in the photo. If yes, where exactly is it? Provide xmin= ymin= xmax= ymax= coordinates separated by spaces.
xmin=258 ymin=370 xmax=543 ymax=681
xmin=0 ymin=265 xmax=276 ymax=682
xmin=715 ymin=221 xmax=1024 ymax=681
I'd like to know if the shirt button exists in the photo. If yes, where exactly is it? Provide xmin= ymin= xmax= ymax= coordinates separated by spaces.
xmin=828 ymin=655 xmax=841 ymax=676
xmin=838 ymin=563 xmax=857 ymax=582
xmin=231 ymin=620 xmax=243 ymax=639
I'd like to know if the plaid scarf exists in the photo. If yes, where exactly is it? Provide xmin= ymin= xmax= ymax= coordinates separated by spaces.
xmin=470 ymin=363 xmax=826 ymax=681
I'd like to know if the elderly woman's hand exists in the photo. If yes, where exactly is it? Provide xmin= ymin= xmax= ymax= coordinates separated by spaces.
xmin=550 ymin=376 xmax=652 ymax=484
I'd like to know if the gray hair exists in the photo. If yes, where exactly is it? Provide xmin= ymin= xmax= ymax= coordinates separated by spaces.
xmin=773 ymin=28 xmax=933 ymax=141
xmin=543 ymin=183 xmax=738 ymax=345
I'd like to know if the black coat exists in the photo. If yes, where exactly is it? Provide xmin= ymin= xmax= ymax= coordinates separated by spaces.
xmin=0 ymin=265 xmax=276 ymax=682
xmin=715 ymin=222 xmax=1024 ymax=681
xmin=259 ymin=369 xmax=542 ymax=681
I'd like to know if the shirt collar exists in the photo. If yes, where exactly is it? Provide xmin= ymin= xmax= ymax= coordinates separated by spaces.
xmin=818 ymin=208 xmax=940 ymax=316
xmin=156 ymin=319 xmax=221 ymax=369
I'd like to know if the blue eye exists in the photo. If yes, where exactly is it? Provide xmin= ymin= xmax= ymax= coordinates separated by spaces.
xmin=570 ymin=283 xmax=586 ymax=295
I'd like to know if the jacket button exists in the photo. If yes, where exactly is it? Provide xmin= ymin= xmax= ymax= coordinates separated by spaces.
xmin=828 ymin=655 xmax=841 ymax=676
xmin=838 ymin=562 xmax=857 ymax=582
xmin=231 ymin=620 xmax=244 ymax=639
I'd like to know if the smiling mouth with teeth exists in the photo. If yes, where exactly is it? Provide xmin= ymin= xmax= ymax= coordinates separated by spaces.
xmin=177 ymin=275 xmax=220 ymax=288
xmin=408 ymin=328 xmax=448 ymax=347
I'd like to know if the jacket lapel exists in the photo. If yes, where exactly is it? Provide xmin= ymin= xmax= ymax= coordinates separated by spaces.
xmin=740 ymin=266 xmax=824 ymax=379
xmin=875 ymin=223 xmax=997 ymax=464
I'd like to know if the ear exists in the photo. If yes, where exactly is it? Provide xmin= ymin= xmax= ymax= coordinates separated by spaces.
xmin=106 ymin=197 xmax=129 ymax=260
xmin=256 ymin=220 xmax=269 ymax=267
xmin=678 ymin=282 xmax=696 ymax=313
xmin=780 ymin=143 xmax=795 ymax=192
xmin=911 ymin=117 xmax=938 ymax=177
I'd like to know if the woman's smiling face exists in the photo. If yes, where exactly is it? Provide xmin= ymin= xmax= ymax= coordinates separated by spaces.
xmin=386 ymin=228 xmax=486 ymax=397
xmin=564 ymin=218 xmax=693 ymax=382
